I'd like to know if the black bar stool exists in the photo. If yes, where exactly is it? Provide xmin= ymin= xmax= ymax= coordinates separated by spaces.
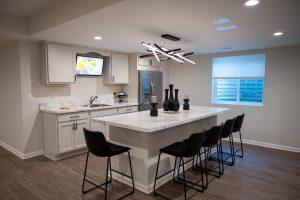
xmin=197 ymin=125 xmax=223 ymax=189
xmin=153 ymin=132 xmax=206 ymax=200
xmin=82 ymin=128 xmax=135 ymax=200
xmin=210 ymin=118 xmax=236 ymax=168
xmin=232 ymin=114 xmax=245 ymax=158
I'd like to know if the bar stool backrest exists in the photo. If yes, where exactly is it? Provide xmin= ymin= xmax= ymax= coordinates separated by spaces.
xmin=83 ymin=128 xmax=111 ymax=157
xmin=232 ymin=114 xmax=245 ymax=133
xmin=203 ymin=125 xmax=223 ymax=147
xmin=221 ymin=118 xmax=235 ymax=138
xmin=183 ymin=132 xmax=206 ymax=157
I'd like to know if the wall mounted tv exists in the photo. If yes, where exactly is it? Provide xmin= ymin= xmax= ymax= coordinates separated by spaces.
xmin=75 ymin=53 xmax=104 ymax=76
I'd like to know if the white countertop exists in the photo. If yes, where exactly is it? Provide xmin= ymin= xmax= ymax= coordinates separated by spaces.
xmin=40 ymin=102 xmax=139 ymax=114
xmin=93 ymin=106 xmax=229 ymax=132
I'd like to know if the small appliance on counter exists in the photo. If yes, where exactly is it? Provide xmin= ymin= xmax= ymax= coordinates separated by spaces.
xmin=114 ymin=91 xmax=127 ymax=103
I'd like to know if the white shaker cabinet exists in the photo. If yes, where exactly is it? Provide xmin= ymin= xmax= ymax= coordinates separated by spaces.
xmin=104 ymin=52 xmax=129 ymax=84
xmin=74 ymin=119 xmax=90 ymax=149
xmin=43 ymin=112 xmax=90 ymax=160
xmin=41 ymin=43 xmax=75 ymax=84
xmin=58 ymin=121 xmax=75 ymax=153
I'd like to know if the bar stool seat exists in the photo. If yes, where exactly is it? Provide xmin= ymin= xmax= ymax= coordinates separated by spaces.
xmin=160 ymin=142 xmax=186 ymax=157
xmin=106 ymin=142 xmax=130 ymax=156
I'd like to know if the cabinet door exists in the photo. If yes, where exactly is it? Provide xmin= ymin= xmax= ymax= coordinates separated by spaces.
xmin=111 ymin=53 xmax=129 ymax=84
xmin=91 ymin=121 xmax=109 ymax=139
xmin=58 ymin=122 xmax=75 ymax=153
xmin=48 ymin=44 xmax=75 ymax=83
xmin=74 ymin=119 xmax=90 ymax=149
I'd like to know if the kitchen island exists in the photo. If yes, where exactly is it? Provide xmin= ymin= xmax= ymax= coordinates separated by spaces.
xmin=93 ymin=106 xmax=228 ymax=194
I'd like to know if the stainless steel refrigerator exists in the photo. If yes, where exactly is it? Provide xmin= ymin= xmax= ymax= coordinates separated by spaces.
xmin=138 ymin=70 xmax=163 ymax=111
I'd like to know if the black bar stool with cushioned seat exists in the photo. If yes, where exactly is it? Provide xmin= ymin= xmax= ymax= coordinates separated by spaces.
xmin=209 ymin=118 xmax=236 ymax=171
xmin=232 ymin=114 xmax=245 ymax=158
xmin=82 ymin=128 xmax=135 ymax=200
xmin=153 ymin=132 xmax=206 ymax=200
xmin=196 ymin=125 xmax=223 ymax=189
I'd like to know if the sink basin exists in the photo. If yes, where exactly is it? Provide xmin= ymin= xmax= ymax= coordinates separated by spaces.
xmin=83 ymin=104 xmax=111 ymax=108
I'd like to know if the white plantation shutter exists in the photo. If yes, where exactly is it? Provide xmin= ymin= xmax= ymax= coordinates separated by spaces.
xmin=212 ymin=54 xmax=265 ymax=105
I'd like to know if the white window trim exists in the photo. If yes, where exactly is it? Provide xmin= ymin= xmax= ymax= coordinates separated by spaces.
xmin=211 ymin=77 xmax=265 ymax=106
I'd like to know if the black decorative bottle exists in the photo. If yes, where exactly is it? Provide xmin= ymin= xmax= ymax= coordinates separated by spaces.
xmin=168 ymin=84 xmax=175 ymax=111
xmin=163 ymin=89 xmax=169 ymax=111
xmin=173 ymin=89 xmax=180 ymax=111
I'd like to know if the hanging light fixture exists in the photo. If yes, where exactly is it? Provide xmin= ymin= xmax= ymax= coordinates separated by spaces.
xmin=141 ymin=37 xmax=196 ymax=64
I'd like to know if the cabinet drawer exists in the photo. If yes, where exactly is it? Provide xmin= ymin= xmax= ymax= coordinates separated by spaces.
xmin=58 ymin=112 xmax=89 ymax=123
xmin=117 ymin=106 xmax=138 ymax=114
xmin=90 ymin=108 xmax=118 ymax=118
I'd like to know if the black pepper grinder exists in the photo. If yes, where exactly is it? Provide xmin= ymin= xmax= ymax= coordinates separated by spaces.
xmin=183 ymin=95 xmax=190 ymax=110
xmin=150 ymin=96 xmax=158 ymax=116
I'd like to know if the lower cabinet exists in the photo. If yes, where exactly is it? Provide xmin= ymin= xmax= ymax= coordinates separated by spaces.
xmin=58 ymin=119 xmax=89 ymax=153
xmin=43 ymin=105 xmax=138 ymax=161
xmin=43 ymin=111 xmax=90 ymax=160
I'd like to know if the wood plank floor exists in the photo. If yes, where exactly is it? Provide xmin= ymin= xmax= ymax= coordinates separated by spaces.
xmin=0 ymin=144 xmax=299 ymax=200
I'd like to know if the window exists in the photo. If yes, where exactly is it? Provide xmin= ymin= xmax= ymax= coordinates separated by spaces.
xmin=212 ymin=54 xmax=265 ymax=105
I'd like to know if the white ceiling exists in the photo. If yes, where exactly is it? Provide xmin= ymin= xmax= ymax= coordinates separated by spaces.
xmin=0 ymin=0 xmax=62 ymax=18
xmin=19 ymin=0 xmax=300 ymax=54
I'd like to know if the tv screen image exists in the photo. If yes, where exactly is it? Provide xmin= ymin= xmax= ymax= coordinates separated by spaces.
xmin=76 ymin=54 xmax=103 ymax=76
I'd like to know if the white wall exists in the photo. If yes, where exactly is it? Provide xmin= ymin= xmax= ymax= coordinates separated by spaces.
xmin=0 ymin=40 xmax=123 ymax=155
xmin=0 ymin=41 xmax=23 ymax=152
xmin=167 ymin=46 xmax=300 ymax=150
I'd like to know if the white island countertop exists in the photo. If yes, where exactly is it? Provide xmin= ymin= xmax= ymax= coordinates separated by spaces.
xmin=93 ymin=106 xmax=229 ymax=132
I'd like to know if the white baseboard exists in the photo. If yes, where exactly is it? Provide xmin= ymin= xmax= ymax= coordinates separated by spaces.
xmin=229 ymin=138 xmax=300 ymax=153
xmin=0 ymin=141 xmax=43 ymax=159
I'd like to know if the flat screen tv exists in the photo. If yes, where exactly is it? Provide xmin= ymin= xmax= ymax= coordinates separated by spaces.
xmin=75 ymin=53 xmax=104 ymax=76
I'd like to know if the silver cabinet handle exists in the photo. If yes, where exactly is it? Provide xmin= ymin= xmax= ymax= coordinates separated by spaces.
xmin=70 ymin=116 xmax=80 ymax=119
xmin=112 ymin=76 xmax=114 ymax=82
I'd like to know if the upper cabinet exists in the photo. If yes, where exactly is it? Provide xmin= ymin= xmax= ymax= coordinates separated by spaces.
xmin=103 ymin=52 xmax=129 ymax=84
xmin=41 ymin=43 xmax=75 ymax=84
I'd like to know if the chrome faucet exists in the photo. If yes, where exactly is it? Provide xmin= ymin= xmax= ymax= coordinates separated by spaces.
xmin=89 ymin=96 xmax=98 ymax=104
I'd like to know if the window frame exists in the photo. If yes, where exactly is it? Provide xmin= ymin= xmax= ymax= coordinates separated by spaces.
xmin=211 ymin=77 xmax=265 ymax=106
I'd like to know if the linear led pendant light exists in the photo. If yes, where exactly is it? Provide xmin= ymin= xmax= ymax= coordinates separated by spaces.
xmin=141 ymin=34 xmax=196 ymax=64
xmin=142 ymin=42 xmax=183 ymax=63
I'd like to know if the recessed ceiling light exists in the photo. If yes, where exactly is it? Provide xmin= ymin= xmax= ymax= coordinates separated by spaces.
xmin=94 ymin=36 xmax=102 ymax=40
xmin=214 ymin=18 xmax=232 ymax=25
xmin=273 ymin=32 xmax=284 ymax=37
xmin=245 ymin=0 xmax=260 ymax=6
xmin=216 ymin=24 xmax=239 ymax=31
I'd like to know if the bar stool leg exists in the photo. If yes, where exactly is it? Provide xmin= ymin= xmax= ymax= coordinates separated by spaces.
xmin=173 ymin=156 xmax=178 ymax=182
xmin=204 ymin=148 xmax=208 ymax=189
xmin=82 ymin=151 xmax=90 ymax=194
xmin=219 ymin=140 xmax=224 ymax=174
xmin=198 ymin=153 xmax=205 ymax=189
xmin=216 ymin=144 xmax=221 ymax=177
xmin=153 ymin=152 xmax=161 ymax=196
xmin=239 ymin=130 xmax=244 ymax=157
xmin=104 ymin=157 xmax=110 ymax=200
xmin=180 ymin=157 xmax=187 ymax=200
xmin=229 ymin=133 xmax=236 ymax=164
xmin=127 ymin=151 xmax=135 ymax=193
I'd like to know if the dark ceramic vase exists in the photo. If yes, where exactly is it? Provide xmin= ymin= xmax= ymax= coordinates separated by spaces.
xmin=163 ymin=89 xmax=169 ymax=111
xmin=168 ymin=84 xmax=175 ymax=111
xmin=173 ymin=89 xmax=180 ymax=111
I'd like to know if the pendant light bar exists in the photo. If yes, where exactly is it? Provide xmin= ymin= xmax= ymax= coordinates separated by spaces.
xmin=142 ymin=42 xmax=183 ymax=63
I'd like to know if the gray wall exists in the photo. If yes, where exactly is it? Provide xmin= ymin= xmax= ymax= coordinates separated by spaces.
xmin=167 ymin=46 xmax=300 ymax=150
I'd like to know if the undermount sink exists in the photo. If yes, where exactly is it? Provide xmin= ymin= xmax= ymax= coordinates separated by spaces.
xmin=83 ymin=104 xmax=112 ymax=108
